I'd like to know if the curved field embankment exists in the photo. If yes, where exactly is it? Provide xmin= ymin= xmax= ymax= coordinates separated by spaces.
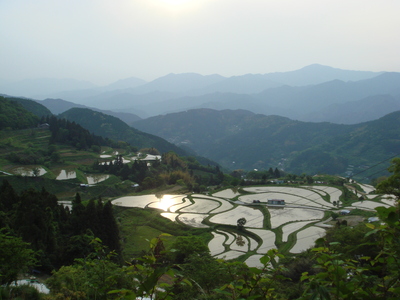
xmin=112 ymin=182 xmax=391 ymax=268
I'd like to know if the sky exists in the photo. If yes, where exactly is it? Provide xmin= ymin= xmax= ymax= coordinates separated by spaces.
xmin=1 ymin=0 xmax=400 ymax=85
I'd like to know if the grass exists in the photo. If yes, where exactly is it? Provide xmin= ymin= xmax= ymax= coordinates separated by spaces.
xmin=349 ymin=208 xmax=376 ymax=218
xmin=122 ymin=225 xmax=165 ymax=259
xmin=114 ymin=206 xmax=212 ymax=260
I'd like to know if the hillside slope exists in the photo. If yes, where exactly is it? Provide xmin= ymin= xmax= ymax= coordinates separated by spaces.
xmin=60 ymin=108 xmax=188 ymax=155
xmin=0 ymin=97 xmax=40 ymax=129
xmin=132 ymin=108 xmax=400 ymax=177
xmin=2 ymin=95 xmax=52 ymax=117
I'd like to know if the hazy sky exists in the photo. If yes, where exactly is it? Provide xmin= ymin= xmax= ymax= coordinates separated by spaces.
xmin=1 ymin=0 xmax=399 ymax=85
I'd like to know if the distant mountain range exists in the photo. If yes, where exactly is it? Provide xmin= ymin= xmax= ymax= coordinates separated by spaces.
xmin=37 ymin=98 xmax=142 ymax=124
xmin=2 ymin=63 xmax=400 ymax=179
xmin=3 ymin=64 xmax=396 ymax=124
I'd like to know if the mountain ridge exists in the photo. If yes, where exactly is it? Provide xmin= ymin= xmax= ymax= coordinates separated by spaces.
xmin=132 ymin=108 xmax=400 ymax=178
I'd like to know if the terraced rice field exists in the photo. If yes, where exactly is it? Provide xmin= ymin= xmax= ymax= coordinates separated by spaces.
xmin=281 ymin=221 xmax=315 ymax=242
xmin=177 ymin=213 xmax=209 ymax=228
xmin=209 ymin=206 xmax=264 ymax=228
xmin=213 ymin=189 xmax=240 ymax=199
xmin=351 ymin=200 xmax=390 ymax=210
xmin=12 ymin=166 xmax=47 ymax=176
xmin=269 ymin=207 xmax=324 ymax=228
xmin=113 ymin=183 xmax=391 ymax=268
xmin=180 ymin=198 xmax=220 ymax=213
xmin=289 ymin=226 xmax=326 ymax=253
xmin=358 ymin=183 xmax=375 ymax=194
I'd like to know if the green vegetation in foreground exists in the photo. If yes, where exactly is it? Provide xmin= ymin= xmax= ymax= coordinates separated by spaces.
xmin=1 ymin=160 xmax=400 ymax=299
xmin=115 ymin=206 xmax=211 ymax=260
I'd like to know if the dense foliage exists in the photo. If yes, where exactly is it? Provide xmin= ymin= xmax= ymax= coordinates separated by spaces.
xmin=44 ymin=115 xmax=111 ymax=150
xmin=0 ymin=97 xmax=39 ymax=130
xmin=91 ymin=151 xmax=227 ymax=192
xmin=133 ymin=108 xmax=400 ymax=178
xmin=6 ymin=96 xmax=52 ymax=117
xmin=60 ymin=108 xmax=188 ymax=156
xmin=0 ymin=181 xmax=120 ymax=272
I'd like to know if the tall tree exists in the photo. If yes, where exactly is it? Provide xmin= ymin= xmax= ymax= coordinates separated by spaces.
xmin=274 ymin=167 xmax=281 ymax=178
xmin=377 ymin=157 xmax=400 ymax=199
xmin=0 ymin=230 xmax=37 ymax=285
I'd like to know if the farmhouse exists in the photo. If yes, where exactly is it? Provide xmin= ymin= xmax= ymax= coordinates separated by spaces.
xmin=37 ymin=123 xmax=50 ymax=129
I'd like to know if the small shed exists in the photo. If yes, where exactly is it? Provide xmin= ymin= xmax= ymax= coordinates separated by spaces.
xmin=38 ymin=123 xmax=50 ymax=129
xmin=267 ymin=199 xmax=285 ymax=206
xmin=340 ymin=210 xmax=350 ymax=215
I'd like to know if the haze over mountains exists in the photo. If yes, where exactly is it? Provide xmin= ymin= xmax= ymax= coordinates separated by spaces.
xmin=3 ymin=69 xmax=400 ymax=180
xmin=3 ymin=64 xmax=399 ymax=125
xmin=2 ymin=63 xmax=400 ymax=179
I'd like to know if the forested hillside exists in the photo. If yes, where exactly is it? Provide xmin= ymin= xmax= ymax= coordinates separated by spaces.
xmin=0 ymin=97 xmax=40 ymax=130
xmin=60 ymin=108 xmax=188 ymax=156
xmin=133 ymin=108 xmax=400 ymax=178
xmin=1 ymin=95 xmax=52 ymax=118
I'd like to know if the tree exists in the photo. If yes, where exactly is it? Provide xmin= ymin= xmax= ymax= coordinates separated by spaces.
xmin=274 ymin=167 xmax=281 ymax=178
xmin=31 ymin=167 xmax=40 ymax=177
xmin=169 ymin=235 xmax=209 ymax=264
xmin=237 ymin=217 xmax=247 ymax=230
xmin=376 ymin=157 xmax=400 ymax=199
xmin=0 ymin=229 xmax=37 ymax=285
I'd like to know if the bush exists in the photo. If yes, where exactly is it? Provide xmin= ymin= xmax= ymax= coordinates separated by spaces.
xmin=8 ymin=284 xmax=41 ymax=300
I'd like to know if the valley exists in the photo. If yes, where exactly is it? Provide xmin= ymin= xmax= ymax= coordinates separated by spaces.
xmin=1 ymin=65 xmax=400 ymax=299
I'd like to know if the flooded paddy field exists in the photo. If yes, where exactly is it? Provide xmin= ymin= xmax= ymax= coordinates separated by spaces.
xmin=112 ymin=181 xmax=394 ymax=267
xmin=281 ymin=221 xmax=316 ymax=242
xmin=86 ymin=174 xmax=110 ymax=184
xmin=246 ymin=229 xmax=276 ymax=254
xmin=290 ymin=226 xmax=326 ymax=253
xmin=147 ymin=195 xmax=186 ymax=211
xmin=177 ymin=213 xmax=209 ymax=228
xmin=351 ymin=200 xmax=390 ymax=210
xmin=210 ymin=198 xmax=234 ymax=213
xmin=213 ymin=188 xmax=240 ymax=199
xmin=180 ymin=197 xmax=220 ymax=213
xmin=56 ymin=169 xmax=76 ymax=180
xmin=11 ymin=166 xmax=47 ymax=176
xmin=160 ymin=212 xmax=179 ymax=222
xmin=269 ymin=207 xmax=324 ymax=228
xmin=209 ymin=206 xmax=264 ymax=228
xmin=208 ymin=232 xmax=226 ymax=256
xmin=245 ymin=255 xmax=265 ymax=268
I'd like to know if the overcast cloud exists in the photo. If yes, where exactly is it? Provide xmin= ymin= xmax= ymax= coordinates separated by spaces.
xmin=1 ymin=0 xmax=399 ymax=85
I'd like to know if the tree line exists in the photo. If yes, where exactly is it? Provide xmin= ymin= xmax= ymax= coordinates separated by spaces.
xmin=0 ymin=180 xmax=120 ymax=281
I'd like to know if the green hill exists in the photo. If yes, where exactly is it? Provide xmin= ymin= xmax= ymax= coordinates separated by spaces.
xmin=60 ymin=108 xmax=188 ymax=155
xmin=2 ymin=95 xmax=52 ymax=117
xmin=0 ymin=97 xmax=40 ymax=130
